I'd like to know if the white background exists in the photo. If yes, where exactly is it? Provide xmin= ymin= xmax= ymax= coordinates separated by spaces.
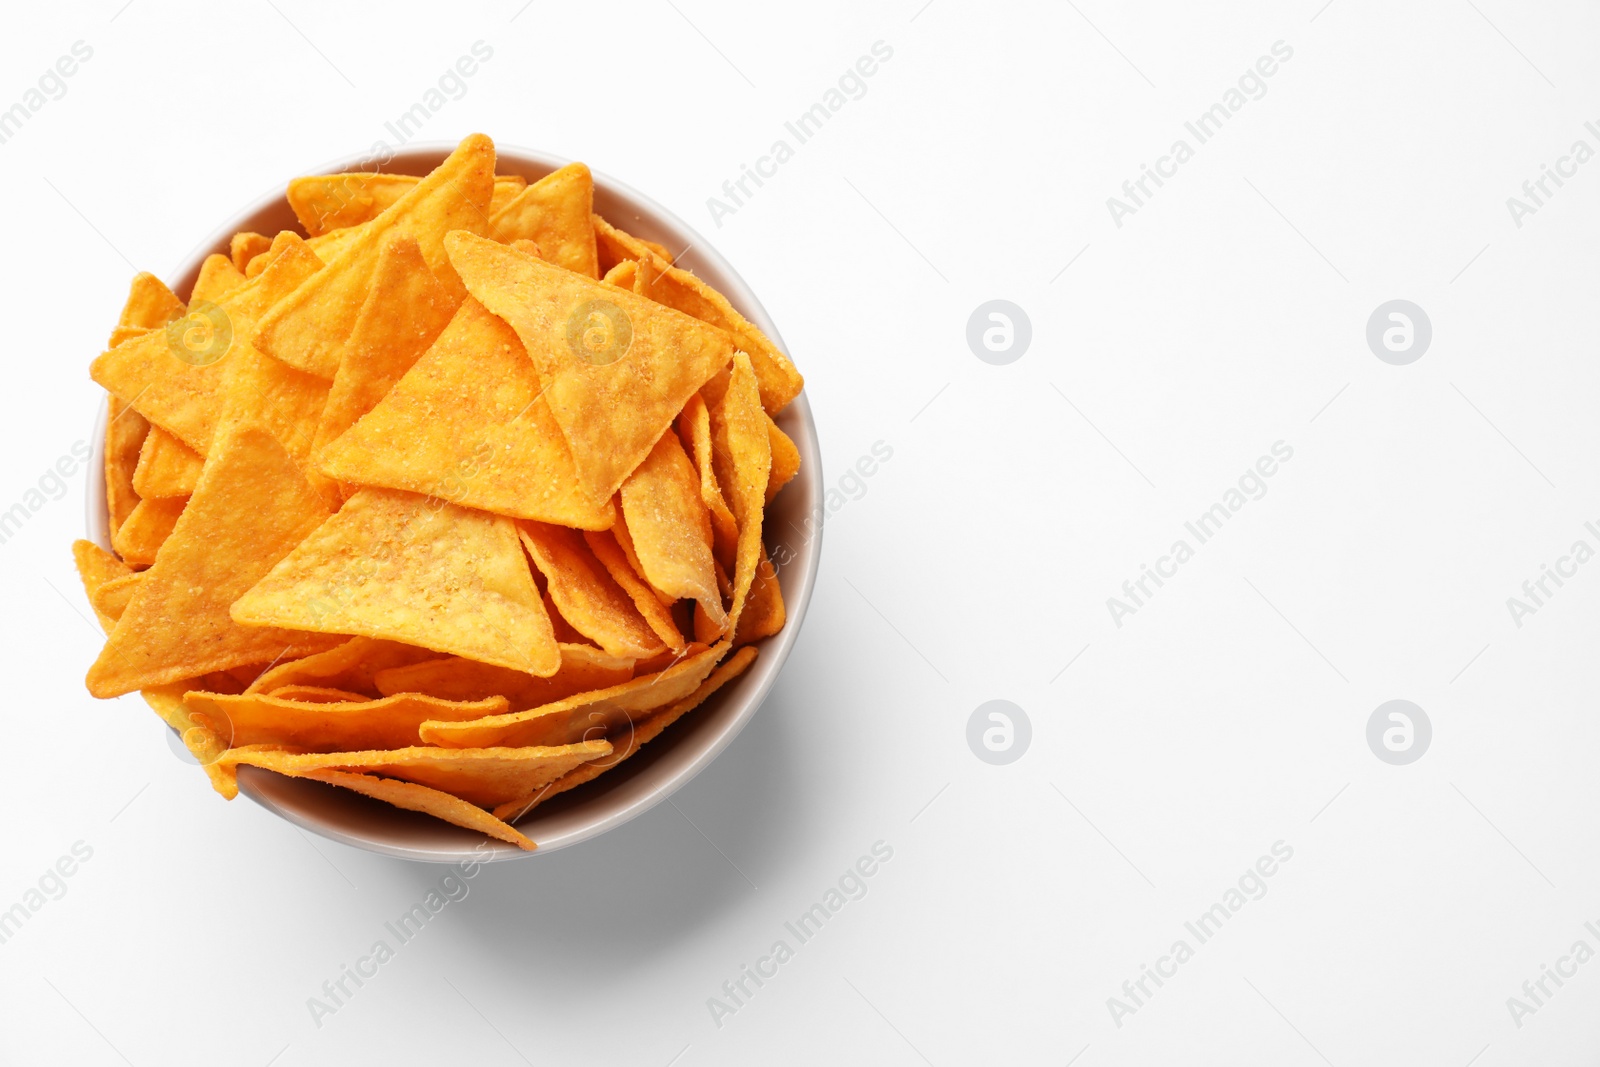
xmin=2 ymin=1 xmax=1598 ymax=1064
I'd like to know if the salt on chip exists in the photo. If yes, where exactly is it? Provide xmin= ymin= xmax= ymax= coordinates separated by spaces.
xmin=488 ymin=162 xmax=599 ymax=278
xmin=112 ymin=496 xmax=186 ymax=566
xmin=711 ymin=353 xmax=771 ymax=634
xmin=185 ymin=690 xmax=510 ymax=751
xmin=421 ymin=642 xmax=727 ymax=749
xmin=677 ymin=392 xmax=738 ymax=563
xmin=244 ymin=636 xmax=436 ymax=697
xmin=104 ymin=396 xmax=147 ymax=539
xmin=447 ymin=231 xmax=733 ymax=502
xmin=373 ymin=643 xmax=634 ymax=706
xmin=230 ymin=232 xmax=273 ymax=274
xmin=583 ymin=529 xmax=685 ymax=651
xmin=232 ymin=487 xmax=562 ymax=677
xmin=218 ymin=741 xmax=611 ymax=810
xmin=73 ymin=540 xmax=133 ymax=633
xmin=620 ymin=430 xmax=725 ymax=631
xmin=519 ymin=521 xmax=666 ymax=660
xmin=109 ymin=272 xmax=184 ymax=348
xmin=132 ymin=427 xmax=203 ymax=499
xmin=255 ymin=134 xmax=497 ymax=378
xmin=317 ymin=298 xmax=612 ymax=529
xmin=287 ymin=172 xmax=525 ymax=237
xmin=86 ymin=425 xmax=341 ymax=698
xmin=493 ymin=645 xmax=756 ymax=820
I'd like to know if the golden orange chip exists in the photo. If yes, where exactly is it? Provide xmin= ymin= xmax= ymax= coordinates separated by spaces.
xmin=265 ymin=685 xmax=370 ymax=703
xmin=488 ymin=162 xmax=599 ymax=278
xmin=421 ymin=641 xmax=727 ymax=749
xmin=244 ymin=636 xmax=437 ymax=697
xmin=373 ymin=643 xmax=634 ymax=707
xmin=601 ymin=260 xmax=638 ymax=289
xmin=493 ymin=645 xmax=756 ymax=821
xmin=542 ymin=589 xmax=587 ymax=644
xmin=111 ymin=496 xmax=186 ymax=566
xmin=634 ymin=251 xmax=803 ymax=414
xmin=90 ymin=572 xmax=143 ymax=625
xmin=620 ymin=430 xmax=725 ymax=631
xmin=447 ymin=230 xmax=733 ymax=502
xmin=190 ymin=252 xmax=247 ymax=303
xmin=711 ymin=353 xmax=772 ymax=634
xmin=141 ymin=680 xmax=237 ymax=796
xmin=185 ymin=690 xmax=510 ymax=751
xmin=219 ymin=741 xmax=610 ymax=809
xmin=678 ymin=392 xmax=738 ymax=564
xmin=108 ymin=272 xmax=185 ymax=348
xmin=766 ymin=414 xmax=800 ymax=503
xmin=255 ymin=134 xmax=496 ymax=378
xmin=303 ymin=222 xmax=368 ymax=265
xmin=229 ymin=231 xmax=273 ymax=274
xmin=734 ymin=548 xmax=786 ymax=645
xmin=131 ymin=427 xmax=203 ymax=499
xmin=103 ymin=396 xmax=147 ymax=539
xmin=86 ymin=425 xmax=341 ymax=698
xmin=232 ymin=487 xmax=562 ymax=677
xmin=311 ymin=233 xmax=459 ymax=466
xmin=583 ymin=529 xmax=685 ymax=651
xmin=73 ymin=539 xmax=133 ymax=633
xmin=287 ymin=172 xmax=525 ymax=237
xmin=518 ymin=522 xmax=665 ymax=660
xmin=317 ymin=298 xmax=612 ymax=528
xmin=592 ymin=214 xmax=673 ymax=273
xmin=633 ymin=641 xmax=711 ymax=677
xmin=293 ymin=768 xmax=537 ymax=850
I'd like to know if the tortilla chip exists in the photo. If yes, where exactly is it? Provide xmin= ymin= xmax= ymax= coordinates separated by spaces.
xmin=583 ymin=529 xmax=685 ymax=651
xmin=265 ymin=685 xmax=371 ymax=703
xmin=488 ymin=162 xmax=598 ymax=277
xmin=677 ymin=392 xmax=738 ymax=564
xmin=712 ymin=353 xmax=771 ymax=635
xmin=104 ymin=395 xmax=147 ymax=538
xmin=243 ymin=636 xmax=436 ymax=697
xmin=85 ymin=425 xmax=341 ymax=698
xmin=185 ymin=690 xmax=509 ymax=751
xmin=317 ymin=298 xmax=612 ymax=528
xmin=294 ymin=768 xmax=538 ymax=849
xmin=109 ymin=272 xmax=185 ymax=347
xmin=593 ymin=214 xmax=673 ymax=273
xmin=766 ymin=414 xmax=799 ymax=503
xmin=311 ymin=233 xmax=459 ymax=464
xmin=142 ymin=679 xmax=237 ymax=795
xmin=634 ymin=251 xmax=802 ymax=414
xmin=232 ymin=487 xmax=561 ymax=677
xmin=620 ymin=430 xmax=724 ymax=630
xmin=219 ymin=741 xmax=610 ymax=810
xmin=734 ymin=548 xmax=785 ymax=644
xmin=255 ymin=134 xmax=496 ymax=378
xmin=447 ymin=231 xmax=733 ymax=501
xmin=542 ymin=590 xmax=587 ymax=644
xmin=421 ymin=642 xmax=727 ymax=749
xmin=90 ymin=572 xmax=143 ymax=625
xmin=131 ymin=427 xmax=203 ymax=499
xmin=493 ymin=645 xmax=756 ymax=820
xmin=230 ymin=232 xmax=273 ymax=274
xmin=90 ymin=233 xmax=325 ymax=456
xmin=190 ymin=253 xmax=247 ymax=304
xmin=287 ymin=172 xmax=526 ymax=237
xmin=73 ymin=539 xmax=134 ymax=632
xmin=518 ymin=522 xmax=665 ymax=660
xmin=601 ymin=260 xmax=637 ymax=289
xmin=111 ymin=496 xmax=186 ymax=566
xmin=373 ymin=643 xmax=635 ymax=706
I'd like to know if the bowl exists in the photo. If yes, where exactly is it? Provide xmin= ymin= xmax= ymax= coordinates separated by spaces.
xmin=86 ymin=143 xmax=821 ymax=863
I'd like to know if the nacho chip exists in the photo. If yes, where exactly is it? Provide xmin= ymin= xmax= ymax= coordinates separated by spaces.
xmin=232 ymin=487 xmax=561 ymax=677
xmin=219 ymin=741 xmax=610 ymax=810
xmin=73 ymin=539 xmax=133 ymax=632
xmin=542 ymin=590 xmax=587 ymax=644
xmin=518 ymin=522 xmax=665 ymax=660
xmin=111 ymin=496 xmax=186 ymax=566
xmin=230 ymin=232 xmax=273 ymax=274
xmin=493 ymin=645 xmax=756 ymax=820
xmin=420 ymin=642 xmax=727 ymax=749
xmin=109 ymin=273 xmax=185 ymax=347
xmin=317 ymin=298 xmax=612 ymax=529
xmin=311 ymin=233 xmax=459 ymax=463
xmin=447 ymin=231 xmax=733 ymax=501
xmin=185 ymin=690 xmax=509 ymax=751
xmin=488 ymin=162 xmax=599 ymax=277
xmin=265 ymin=685 xmax=371 ymax=703
xmin=131 ymin=427 xmax=203 ymax=499
xmin=294 ymin=768 xmax=537 ymax=849
xmin=255 ymin=134 xmax=496 ymax=378
xmin=104 ymin=396 xmax=147 ymax=538
xmin=677 ymin=392 xmax=738 ymax=563
xmin=619 ymin=430 xmax=724 ymax=630
xmin=190 ymin=253 xmax=246 ymax=303
xmin=373 ymin=643 xmax=634 ymax=707
xmin=86 ymin=425 xmax=341 ymax=698
xmin=712 ymin=353 xmax=772 ymax=634
xmin=142 ymin=679 xmax=237 ymax=795
xmin=90 ymin=572 xmax=143 ymax=625
xmin=583 ymin=529 xmax=685 ymax=651
xmin=601 ymin=260 xmax=638 ymax=290
xmin=766 ymin=414 xmax=800 ymax=503
xmin=734 ymin=548 xmax=785 ymax=644
xmin=244 ymin=636 xmax=436 ymax=697
xmin=287 ymin=172 xmax=526 ymax=237
xmin=593 ymin=215 xmax=673 ymax=273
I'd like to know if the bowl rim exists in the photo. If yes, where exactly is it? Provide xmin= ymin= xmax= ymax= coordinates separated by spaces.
xmin=87 ymin=140 xmax=822 ymax=863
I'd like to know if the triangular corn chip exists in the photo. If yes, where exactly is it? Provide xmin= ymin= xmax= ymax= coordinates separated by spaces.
xmin=243 ymin=636 xmax=436 ymax=697
xmin=90 ymin=572 xmax=143 ymax=625
xmin=232 ymin=487 xmax=561 ymax=677
xmin=583 ymin=529 xmax=685 ymax=651
xmin=288 ymin=172 xmax=525 ymax=236
xmin=184 ymin=690 xmax=509 ymax=751
xmin=132 ymin=427 xmax=203 ymax=499
xmin=766 ymin=414 xmax=800 ymax=503
xmin=493 ymin=645 xmax=756 ymax=820
xmin=374 ymin=643 xmax=634 ymax=707
xmin=620 ymin=430 xmax=724 ymax=630
xmin=488 ymin=162 xmax=598 ymax=277
xmin=104 ymin=396 xmax=147 ymax=539
xmin=734 ymin=547 xmax=785 ymax=644
xmin=73 ymin=540 xmax=133 ymax=633
xmin=420 ymin=641 xmax=728 ymax=749
xmin=111 ymin=496 xmax=186 ymax=566
xmin=108 ymin=272 xmax=184 ymax=347
xmin=255 ymin=134 xmax=496 ymax=378
xmin=447 ymin=230 xmax=733 ymax=502
xmin=711 ymin=353 xmax=771 ymax=634
xmin=190 ymin=253 xmax=247 ymax=304
xmin=317 ymin=298 xmax=612 ymax=528
xmin=592 ymin=215 xmax=673 ymax=273
xmin=601 ymin=260 xmax=637 ymax=289
xmin=518 ymin=522 xmax=665 ymax=660
xmin=677 ymin=392 xmax=738 ymax=564
xmin=266 ymin=685 xmax=370 ymax=703
xmin=230 ymin=231 xmax=273 ymax=274
xmin=311 ymin=233 xmax=459 ymax=463
xmin=86 ymin=425 xmax=341 ymax=697
xmin=289 ymin=767 xmax=537 ymax=849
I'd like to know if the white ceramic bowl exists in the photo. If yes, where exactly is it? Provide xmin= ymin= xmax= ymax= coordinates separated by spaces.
xmin=87 ymin=143 xmax=821 ymax=863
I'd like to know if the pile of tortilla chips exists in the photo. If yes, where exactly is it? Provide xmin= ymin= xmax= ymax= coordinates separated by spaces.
xmin=75 ymin=134 xmax=802 ymax=850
